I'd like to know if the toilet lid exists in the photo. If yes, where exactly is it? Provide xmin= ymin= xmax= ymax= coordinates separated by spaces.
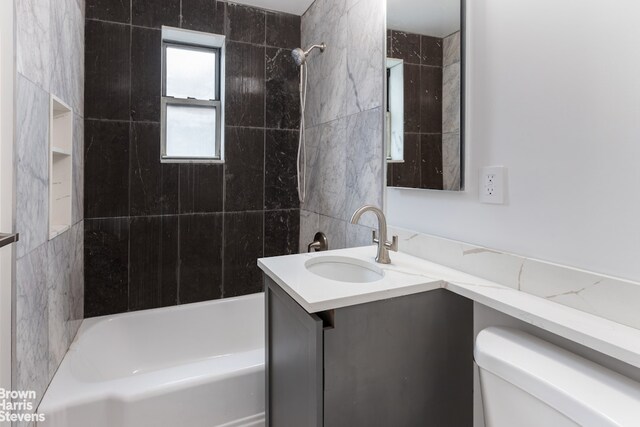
xmin=475 ymin=327 xmax=640 ymax=427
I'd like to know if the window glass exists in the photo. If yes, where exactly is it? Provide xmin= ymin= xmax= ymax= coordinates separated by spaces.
xmin=165 ymin=46 xmax=217 ymax=100
xmin=166 ymin=104 xmax=217 ymax=158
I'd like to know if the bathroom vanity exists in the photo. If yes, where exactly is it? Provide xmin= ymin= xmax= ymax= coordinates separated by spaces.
xmin=261 ymin=249 xmax=474 ymax=426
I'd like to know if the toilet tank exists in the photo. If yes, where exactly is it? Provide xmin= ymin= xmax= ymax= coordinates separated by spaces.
xmin=475 ymin=327 xmax=640 ymax=427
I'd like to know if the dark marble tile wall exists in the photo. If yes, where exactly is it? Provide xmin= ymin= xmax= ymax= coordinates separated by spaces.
xmin=84 ymin=0 xmax=301 ymax=317
xmin=386 ymin=29 xmax=444 ymax=190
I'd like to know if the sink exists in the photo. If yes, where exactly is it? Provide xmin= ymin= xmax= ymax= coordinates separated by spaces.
xmin=305 ymin=256 xmax=384 ymax=283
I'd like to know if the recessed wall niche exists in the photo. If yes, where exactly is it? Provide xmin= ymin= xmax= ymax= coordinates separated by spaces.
xmin=49 ymin=96 xmax=73 ymax=239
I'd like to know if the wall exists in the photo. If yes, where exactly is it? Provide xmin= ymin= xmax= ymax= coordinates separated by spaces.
xmin=387 ymin=0 xmax=640 ymax=282
xmin=84 ymin=0 xmax=301 ymax=317
xmin=442 ymin=31 xmax=461 ymax=191
xmin=13 ymin=0 xmax=85 ymax=413
xmin=300 ymin=0 xmax=385 ymax=250
xmin=385 ymin=29 xmax=444 ymax=190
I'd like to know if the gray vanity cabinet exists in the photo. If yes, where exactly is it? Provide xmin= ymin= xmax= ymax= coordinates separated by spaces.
xmin=265 ymin=276 xmax=473 ymax=427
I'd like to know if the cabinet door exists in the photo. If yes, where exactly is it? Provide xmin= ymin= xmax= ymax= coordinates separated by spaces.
xmin=266 ymin=277 xmax=323 ymax=427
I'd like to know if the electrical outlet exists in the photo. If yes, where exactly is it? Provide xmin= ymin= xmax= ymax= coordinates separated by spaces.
xmin=480 ymin=166 xmax=506 ymax=204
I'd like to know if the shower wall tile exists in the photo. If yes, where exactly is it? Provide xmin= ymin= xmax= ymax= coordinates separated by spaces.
xmin=265 ymin=129 xmax=299 ymax=210
xmin=72 ymin=114 xmax=84 ymax=224
xmin=132 ymin=0 xmax=180 ymax=28
xmin=16 ymin=75 xmax=49 ymax=260
xmin=227 ymin=3 xmax=266 ymax=44
xmin=420 ymin=35 xmax=443 ymax=67
xmin=265 ymin=209 xmax=300 ymax=257
xmin=299 ymin=209 xmax=320 ymax=253
xmin=131 ymin=26 xmax=161 ymax=122
xmin=443 ymin=31 xmax=461 ymax=67
xmin=225 ymin=41 xmax=266 ymax=128
xmin=51 ymin=0 xmax=85 ymax=116
xmin=346 ymin=222 xmax=376 ymax=248
xmin=224 ymin=127 xmax=265 ymax=212
xmin=403 ymin=64 xmax=421 ymax=133
xmin=15 ymin=244 xmax=49 ymax=406
xmin=47 ymin=230 xmax=73 ymax=373
xmin=390 ymin=30 xmax=420 ymax=65
xmin=85 ymin=20 xmax=130 ymax=120
xmin=179 ymin=214 xmax=223 ymax=303
xmin=390 ymin=133 xmax=420 ymax=188
xmin=87 ymin=0 xmax=131 ymax=23
xmin=16 ymin=0 xmax=51 ymax=91
xmin=318 ymin=214 xmax=347 ymax=250
xmin=85 ymin=2 xmax=301 ymax=315
xmin=266 ymin=47 xmax=301 ymax=130
xmin=442 ymin=132 xmax=461 ymax=191
xmin=130 ymin=122 xmax=179 ymax=216
xmin=69 ymin=222 xmax=85 ymax=338
xmin=345 ymin=107 xmax=383 ymax=228
xmin=420 ymin=134 xmax=444 ymax=190
xmin=443 ymin=62 xmax=461 ymax=135
xmin=345 ymin=0 xmax=384 ymax=115
xmin=419 ymin=65 xmax=443 ymax=134
xmin=181 ymin=0 xmax=225 ymax=33
xmin=84 ymin=119 xmax=130 ymax=218
xmin=223 ymin=212 xmax=264 ymax=297
xmin=266 ymin=11 xmax=301 ymax=49
xmin=129 ymin=216 xmax=179 ymax=310
xmin=179 ymin=164 xmax=224 ymax=214
xmin=84 ymin=218 xmax=130 ymax=317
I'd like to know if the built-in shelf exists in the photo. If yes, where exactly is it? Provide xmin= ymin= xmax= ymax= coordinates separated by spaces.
xmin=49 ymin=96 xmax=73 ymax=240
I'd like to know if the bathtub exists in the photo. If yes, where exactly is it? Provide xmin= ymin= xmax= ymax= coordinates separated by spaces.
xmin=38 ymin=294 xmax=265 ymax=427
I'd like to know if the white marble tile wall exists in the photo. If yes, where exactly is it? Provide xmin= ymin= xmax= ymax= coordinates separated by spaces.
xmin=13 ymin=0 xmax=85 ymax=415
xmin=390 ymin=225 xmax=640 ymax=331
xmin=300 ymin=0 xmax=385 ymax=250
xmin=442 ymin=31 xmax=461 ymax=191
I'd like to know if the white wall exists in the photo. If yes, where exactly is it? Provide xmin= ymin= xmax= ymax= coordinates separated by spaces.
xmin=387 ymin=0 xmax=640 ymax=282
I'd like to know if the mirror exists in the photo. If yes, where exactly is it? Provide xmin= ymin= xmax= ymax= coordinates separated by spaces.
xmin=385 ymin=0 xmax=464 ymax=191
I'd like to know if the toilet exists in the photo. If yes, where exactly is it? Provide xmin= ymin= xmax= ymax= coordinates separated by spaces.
xmin=475 ymin=327 xmax=640 ymax=427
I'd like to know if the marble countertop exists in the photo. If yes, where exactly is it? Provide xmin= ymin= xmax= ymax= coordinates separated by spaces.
xmin=258 ymin=246 xmax=640 ymax=370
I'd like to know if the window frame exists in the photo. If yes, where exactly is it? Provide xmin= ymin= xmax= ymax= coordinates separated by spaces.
xmin=160 ymin=27 xmax=226 ymax=163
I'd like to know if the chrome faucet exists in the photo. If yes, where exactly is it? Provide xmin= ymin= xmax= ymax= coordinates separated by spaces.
xmin=350 ymin=205 xmax=398 ymax=264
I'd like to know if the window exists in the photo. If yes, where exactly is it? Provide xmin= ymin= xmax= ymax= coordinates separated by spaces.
xmin=161 ymin=27 xmax=225 ymax=162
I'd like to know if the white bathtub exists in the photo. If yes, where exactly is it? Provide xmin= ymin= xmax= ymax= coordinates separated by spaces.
xmin=38 ymin=294 xmax=265 ymax=427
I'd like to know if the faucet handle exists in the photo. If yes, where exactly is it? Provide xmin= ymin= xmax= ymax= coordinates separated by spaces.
xmin=372 ymin=230 xmax=379 ymax=244
xmin=384 ymin=235 xmax=399 ymax=252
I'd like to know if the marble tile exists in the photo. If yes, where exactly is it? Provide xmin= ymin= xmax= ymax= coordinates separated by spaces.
xmin=181 ymin=0 xmax=225 ymax=34
xmin=227 ymin=3 xmax=266 ymax=45
xmin=442 ymin=132 xmax=461 ymax=191
xmin=390 ymin=30 xmax=420 ymax=65
xmin=179 ymin=164 xmax=224 ymax=214
xmin=69 ymin=222 xmax=84 ymax=337
xmin=72 ymin=114 xmax=84 ymax=224
xmin=299 ymin=209 xmax=320 ymax=253
xmin=265 ymin=209 xmax=300 ymax=257
xmin=266 ymin=11 xmax=300 ymax=49
xmin=403 ymin=64 xmax=421 ymax=133
xmin=265 ymin=129 xmax=299 ymax=210
xmin=420 ymin=133 xmax=443 ymax=190
xmin=132 ymin=0 xmax=180 ymax=28
xmin=421 ymin=35 xmax=443 ymax=67
xmin=178 ymin=214 xmax=223 ymax=303
xmin=344 ymin=108 xmax=383 ymax=227
xmin=87 ymin=0 xmax=131 ymax=23
xmin=225 ymin=41 xmax=266 ymax=128
xmin=345 ymin=0 xmax=384 ymax=115
xmin=16 ymin=0 xmax=51 ymax=91
xmin=223 ymin=212 xmax=264 ymax=297
xmin=47 ymin=230 xmax=73 ymax=375
xmin=389 ymin=133 xmax=420 ymax=188
xmin=266 ymin=47 xmax=301 ymax=130
xmin=131 ymin=26 xmax=161 ymax=122
xmin=16 ymin=75 xmax=49 ymax=259
xmin=51 ymin=0 xmax=85 ymax=116
xmin=224 ymin=127 xmax=265 ymax=212
xmin=443 ymin=31 xmax=461 ymax=67
xmin=318 ymin=214 xmax=347 ymax=250
xmin=346 ymin=222 xmax=375 ymax=248
xmin=15 ymin=244 xmax=49 ymax=405
xmin=419 ymin=65 xmax=443 ymax=133
xmin=443 ymin=62 xmax=461 ymax=134
xmin=301 ymin=0 xmax=348 ymax=127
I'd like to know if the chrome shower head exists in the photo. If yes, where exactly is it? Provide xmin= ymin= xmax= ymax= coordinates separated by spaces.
xmin=291 ymin=43 xmax=326 ymax=66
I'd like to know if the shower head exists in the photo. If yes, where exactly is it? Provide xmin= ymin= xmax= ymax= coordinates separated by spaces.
xmin=291 ymin=43 xmax=326 ymax=66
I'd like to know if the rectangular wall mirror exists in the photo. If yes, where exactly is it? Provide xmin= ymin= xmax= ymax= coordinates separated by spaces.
xmin=385 ymin=0 xmax=465 ymax=191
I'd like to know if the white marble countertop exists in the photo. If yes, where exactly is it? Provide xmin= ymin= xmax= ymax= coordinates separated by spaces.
xmin=258 ymin=246 xmax=640 ymax=370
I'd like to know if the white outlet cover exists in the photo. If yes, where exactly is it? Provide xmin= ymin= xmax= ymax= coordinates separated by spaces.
xmin=480 ymin=166 xmax=506 ymax=204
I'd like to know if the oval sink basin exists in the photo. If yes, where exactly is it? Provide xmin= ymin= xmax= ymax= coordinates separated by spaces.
xmin=305 ymin=256 xmax=384 ymax=283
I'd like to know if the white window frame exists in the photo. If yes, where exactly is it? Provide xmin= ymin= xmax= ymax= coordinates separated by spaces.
xmin=160 ymin=26 xmax=225 ymax=163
